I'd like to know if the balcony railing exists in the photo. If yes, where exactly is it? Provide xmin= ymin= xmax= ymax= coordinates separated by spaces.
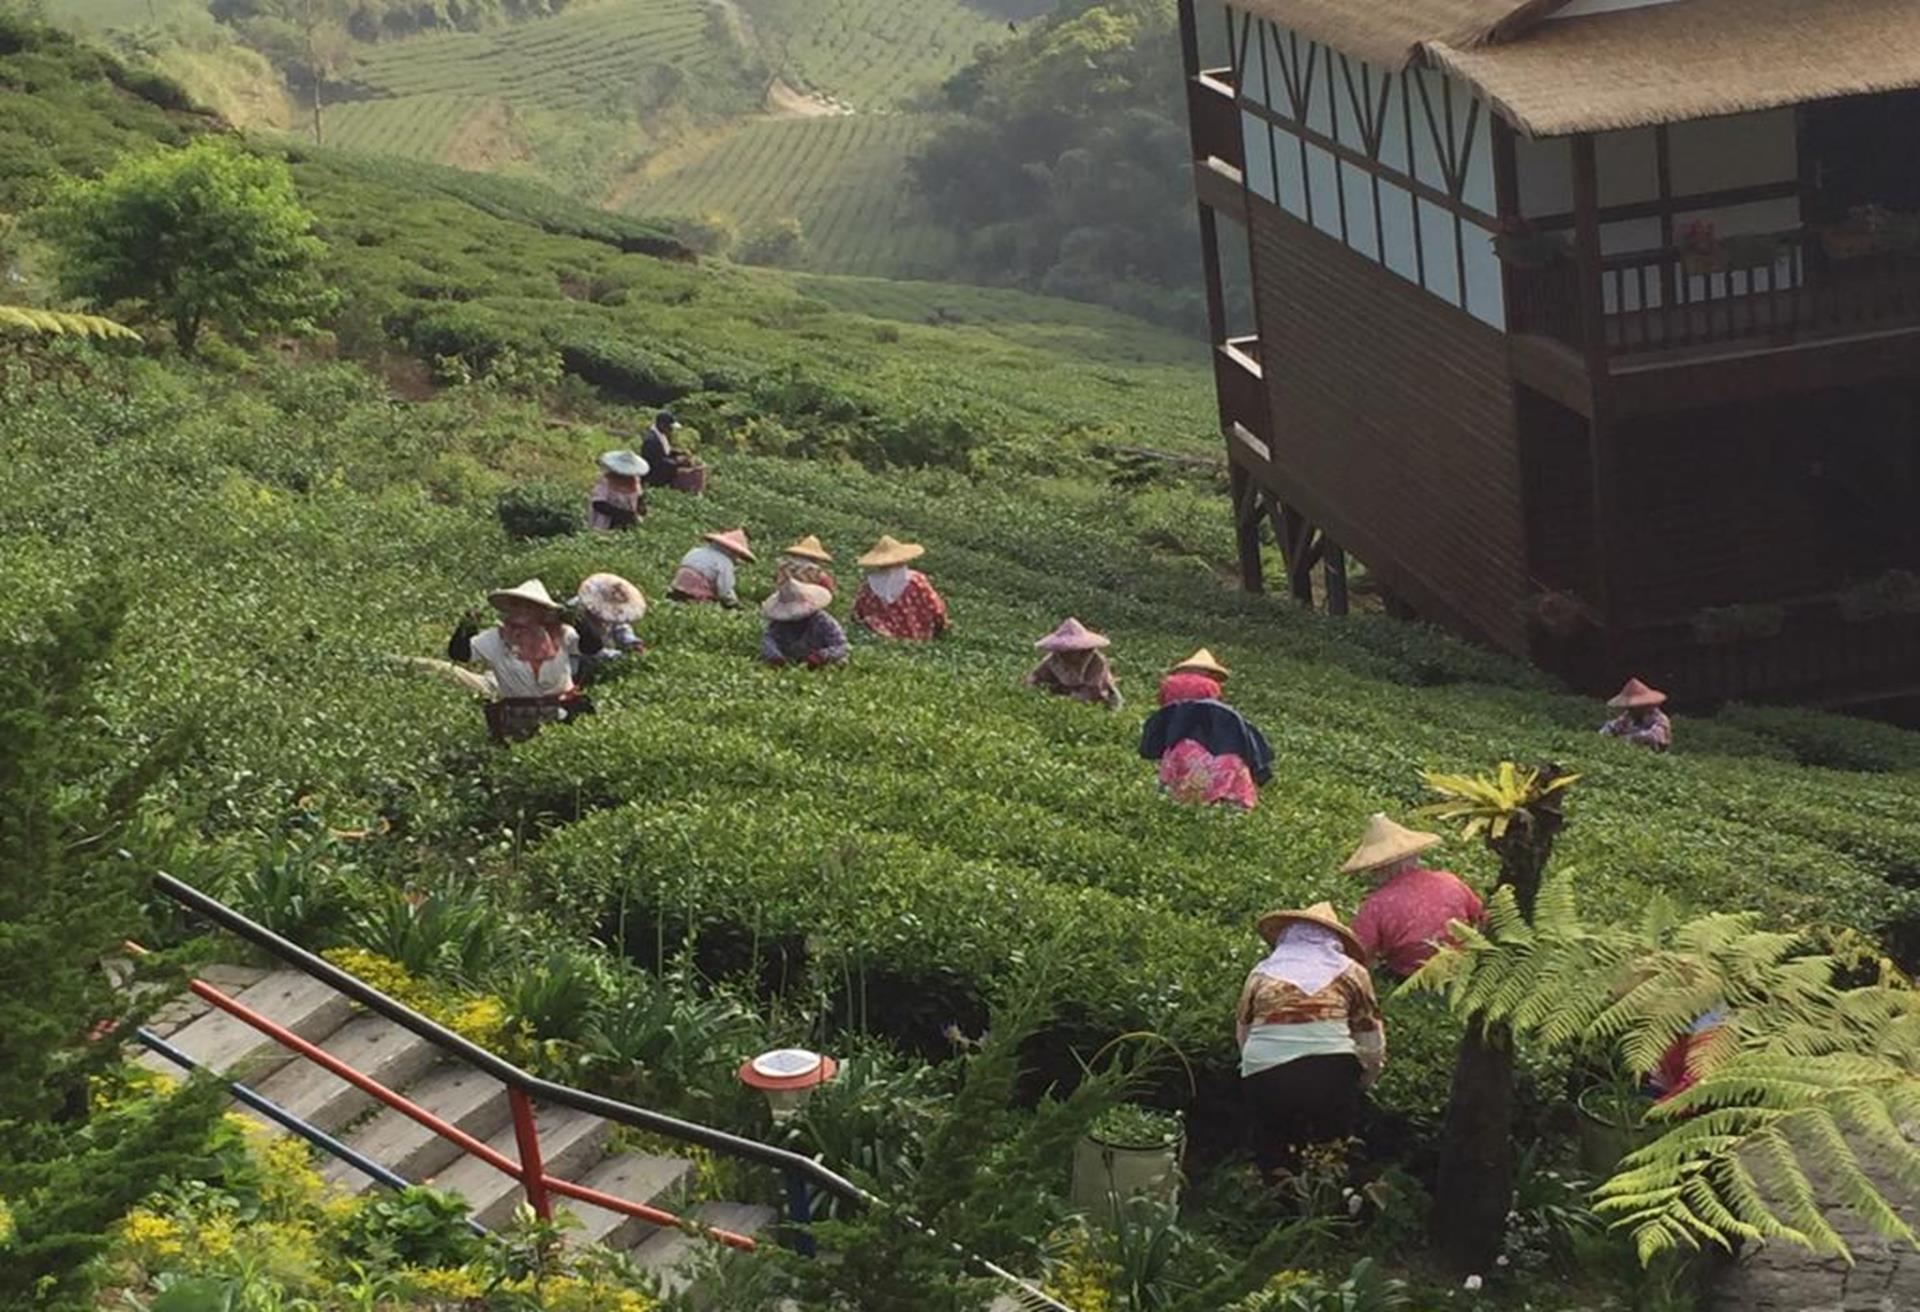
xmin=1507 ymin=229 xmax=1920 ymax=361
xmin=1187 ymin=70 xmax=1242 ymax=175
xmin=1213 ymin=335 xmax=1266 ymax=439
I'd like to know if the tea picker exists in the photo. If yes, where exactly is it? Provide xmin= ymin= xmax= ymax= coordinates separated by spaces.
xmin=851 ymin=535 xmax=949 ymax=641
xmin=1344 ymin=813 xmax=1483 ymax=979
xmin=570 ymin=572 xmax=647 ymax=675
xmin=760 ymin=579 xmax=848 ymax=667
xmin=1598 ymin=677 xmax=1672 ymax=751
xmin=444 ymin=578 xmax=599 ymax=742
xmin=668 ymin=528 xmax=754 ymax=607
xmin=1026 ymin=617 xmax=1122 ymax=709
xmin=1139 ymin=649 xmax=1271 ymax=811
xmin=586 ymin=449 xmax=648 ymax=530
xmin=774 ymin=535 xmax=837 ymax=595
xmin=640 ymin=410 xmax=706 ymax=493
xmin=1234 ymin=903 xmax=1385 ymax=1181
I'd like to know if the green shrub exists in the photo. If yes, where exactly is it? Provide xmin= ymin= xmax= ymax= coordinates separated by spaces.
xmin=495 ymin=482 xmax=582 ymax=540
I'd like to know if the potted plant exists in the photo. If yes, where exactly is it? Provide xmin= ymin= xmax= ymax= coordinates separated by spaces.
xmin=1691 ymin=601 xmax=1786 ymax=645
xmin=1575 ymin=1072 xmax=1657 ymax=1177
xmin=1720 ymin=231 xmax=1787 ymax=271
xmin=1492 ymin=218 xmax=1568 ymax=270
xmin=1839 ymin=569 xmax=1920 ymax=622
xmin=1071 ymin=1103 xmax=1184 ymax=1217
xmin=1679 ymin=219 xmax=1724 ymax=275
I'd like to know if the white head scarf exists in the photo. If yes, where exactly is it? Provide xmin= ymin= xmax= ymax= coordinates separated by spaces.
xmin=865 ymin=565 xmax=912 ymax=604
xmin=1253 ymin=922 xmax=1352 ymax=995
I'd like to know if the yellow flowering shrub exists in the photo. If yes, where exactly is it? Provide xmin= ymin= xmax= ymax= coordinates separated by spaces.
xmin=0 ymin=1195 xmax=15 ymax=1248
xmin=117 ymin=1208 xmax=186 ymax=1263
xmin=1042 ymin=1224 xmax=1116 ymax=1312
xmin=321 ymin=947 xmax=520 ymax=1050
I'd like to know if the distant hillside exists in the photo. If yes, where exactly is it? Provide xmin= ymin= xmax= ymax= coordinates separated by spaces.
xmin=32 ymin=0 xmax=1017 ymax=281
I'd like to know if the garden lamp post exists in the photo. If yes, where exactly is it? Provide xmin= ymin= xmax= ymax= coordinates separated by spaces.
xmin=737 ymin=1048 xmax=838 ymax=1122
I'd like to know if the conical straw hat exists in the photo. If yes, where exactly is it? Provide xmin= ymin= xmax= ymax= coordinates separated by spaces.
xmin=782 ymin=534 xmax=833 ymax=563
xmin=487 ymin=579 xmax=564 ymax=616
xmin=574 ymin=573 xmax=646 ymax=624
xmin=1340 ymin=813 xmax=1442 ymax=874
xmin=1608 ymin=677 xmax=1667 ymax=708
xmin=857 ymin=535 xmax=925 ymax=568
xmin=1170 ymin=647 xmax=1229 ymax=679
xmin=1035 ymin=617 xmax=1110 ymax=652
xmin=597 ymin=449 xmax=648 ymax=478
xmin=761 ymin=579 xmax=832 ymax=621
xmin=1255 ymin=901 xmax=1364 ymax=959
xmin=703 ymin=528 xmax=756 ymax=561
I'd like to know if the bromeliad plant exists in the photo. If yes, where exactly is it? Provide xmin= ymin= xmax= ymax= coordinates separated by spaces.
xmin=1415 ymin=874 xmax=1920 ymax=1264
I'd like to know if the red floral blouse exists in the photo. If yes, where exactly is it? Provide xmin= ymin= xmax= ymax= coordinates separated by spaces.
xmin=853 ymin=572 xmax=949 ymax=641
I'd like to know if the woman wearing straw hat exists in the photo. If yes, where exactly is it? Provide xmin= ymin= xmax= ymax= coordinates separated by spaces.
xmin=668 ymin=528 xmax=755 ymax=607
xmin=570 ymin=572 xmax=647 ymax=673
xmin=1138 ymin=649 xmax=1271 ymax=810
xmin=852 ymin=535 xmax=948 ymax=641
xmin=1599 ymin=677 xmax=1672 ymax=751
xmin=446 ymin=579 xmax=597 ymax=741
xmin=1344 ymin=813 xmax=1483 ymax=979
xmin=586 ymin=450 xmax=649 ymax=530
xmin=760 ymin=579 xmax=848 ymax=667
xmin=774 ymin=535 xmax=837 ymax=595
xmin=1026 ymin=618 xmax=1121 ymax=709
xmin=1236 ymin=903 xmax=1384 ymax=1179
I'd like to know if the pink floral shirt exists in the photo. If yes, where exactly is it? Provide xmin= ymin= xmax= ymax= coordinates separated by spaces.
xmin=1352 ymin=868 xmax=1484 ymax=977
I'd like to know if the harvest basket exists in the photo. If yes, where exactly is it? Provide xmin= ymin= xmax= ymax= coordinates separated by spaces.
xmin=672 ymin=461 xmax=708 ymax=495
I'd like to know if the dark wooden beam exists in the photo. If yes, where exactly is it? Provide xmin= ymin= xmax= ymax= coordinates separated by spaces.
xmin=1324 ymin=544 xmax=1349 ymax=617
xmin=1572 ymin=133 xmax=1621 ymax=650
xmin=1527 ymin=180 xmax=1800 ymax=233
xmin=1193 ymin=158 xmax=1248 ymax=219
xmin=1228 ymin=462 xmax=1265 ymax=593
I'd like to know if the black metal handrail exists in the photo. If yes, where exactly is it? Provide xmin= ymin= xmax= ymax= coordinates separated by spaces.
xmin=153 ymin=872 xmax=1074 ymax=1310
xmin=152 ymin=873 xmax=870 ymax=1209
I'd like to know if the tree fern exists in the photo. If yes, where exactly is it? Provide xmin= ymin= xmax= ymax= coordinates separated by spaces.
xmin=1413 ymin=874 xmax=1920 ymax=1263
xmin=0 ymin=305 xmax=141 ymax=342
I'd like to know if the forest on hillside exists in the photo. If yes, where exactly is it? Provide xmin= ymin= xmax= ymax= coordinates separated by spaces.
xmin=910 ymin=0 xmax=1206 ymax=330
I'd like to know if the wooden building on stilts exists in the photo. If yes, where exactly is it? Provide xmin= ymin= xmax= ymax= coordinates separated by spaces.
xmin=1180 ymin=0 xmax=1920 ymax=709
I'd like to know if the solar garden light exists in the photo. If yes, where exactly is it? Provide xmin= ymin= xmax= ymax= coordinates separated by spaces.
xmin=737 ymin=1048 xmax=838 ymax=1122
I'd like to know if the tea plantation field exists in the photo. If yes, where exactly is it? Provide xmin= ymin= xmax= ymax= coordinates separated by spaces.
xmin=624 ymin=115 xmax=958 ymax=277
xmin=8 ymin=12 xmax=1920 ymax=1142
xmin=740 ymin=0 xmax=1002 ymax=109
xmin=7 ymin=355 xmax=1920 ymax=1118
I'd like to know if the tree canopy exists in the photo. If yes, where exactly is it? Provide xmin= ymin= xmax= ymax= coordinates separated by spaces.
xmin=35 ymin=137 xmax=333 ymax=352
xmin=909 ymin=0 xmax=1203 ymax=331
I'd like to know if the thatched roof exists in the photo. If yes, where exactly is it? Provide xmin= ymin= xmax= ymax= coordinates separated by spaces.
xmin=1428 ymin=0 xmax=1920 ymax=137
xmin=1231 ymin=0 xmax=1561 ymax=70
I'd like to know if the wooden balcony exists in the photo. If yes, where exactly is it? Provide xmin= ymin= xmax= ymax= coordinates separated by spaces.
xmin=1617 ymin=605 xmax=1920 ymax=708
xmin=1535 ymin=593 xmax=1920 ymax=707
xmin=1507 ymin=231 xmax=1920 ymax=412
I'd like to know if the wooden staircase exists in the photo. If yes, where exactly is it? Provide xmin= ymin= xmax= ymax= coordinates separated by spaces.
xmin=141 ymin=965 xmax=776 ymax=1286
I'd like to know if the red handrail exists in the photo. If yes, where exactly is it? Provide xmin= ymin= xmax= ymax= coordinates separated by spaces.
xmin=146 ymin=959 xmax=756 ymax=1252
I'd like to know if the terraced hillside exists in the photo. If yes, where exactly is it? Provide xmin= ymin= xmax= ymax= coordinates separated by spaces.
xmin=740 ymin=0 xmax=1002 ymax=109
xmin=625 ymin=115 xmax=957 ymax=277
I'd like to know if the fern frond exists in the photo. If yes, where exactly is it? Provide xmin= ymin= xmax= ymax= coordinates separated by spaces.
xmin=0 ymin=305 xmax=142 ymax=342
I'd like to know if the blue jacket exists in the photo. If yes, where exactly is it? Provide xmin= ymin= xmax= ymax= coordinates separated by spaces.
xmin=1138 ymin=699 xmax=1273 ymax=784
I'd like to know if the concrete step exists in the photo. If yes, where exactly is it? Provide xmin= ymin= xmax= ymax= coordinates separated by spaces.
xmin=244 ymin=1014 xmax=440 ymax=1137
xmin=138 ymin=970 xmax=354 ymax=1084
xmin=322 ymin=1062 xmax=513 ymax=1193
xmin=563 ymin=1151 xmax=694 ymax=1249
xmin=430 ymin=1103 xmax=610 ymax=1229
xmin=628 ymin=1201 xmax=778 ymax=1294
xmin=145 ymin=964 xmax=271 ymax=1039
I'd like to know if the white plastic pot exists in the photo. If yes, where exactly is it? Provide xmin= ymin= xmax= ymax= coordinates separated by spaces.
xmin=1070 ymin=1128 xmax=1183 ymax=1218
